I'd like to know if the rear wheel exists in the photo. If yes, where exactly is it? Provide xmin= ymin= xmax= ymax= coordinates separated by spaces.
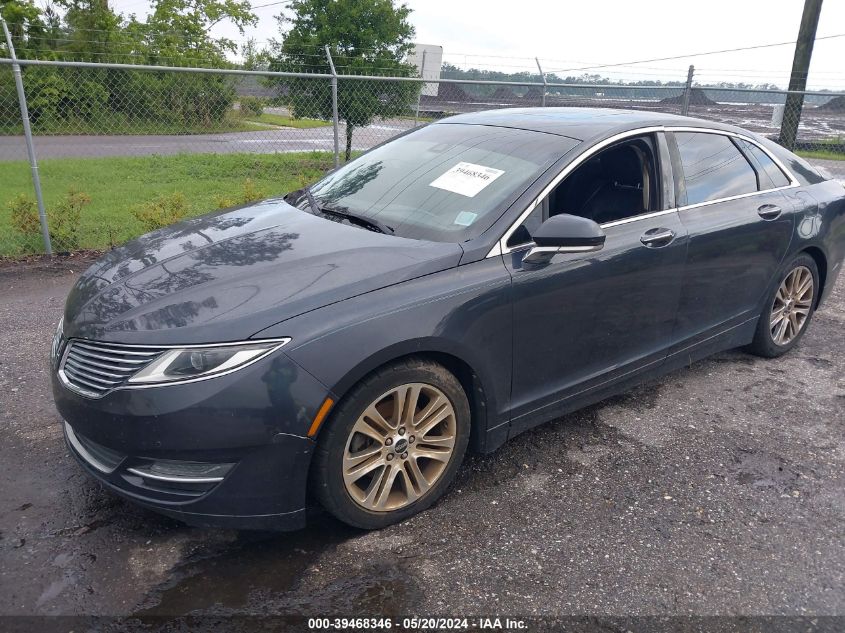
xmin=748 ymin=253 xmax=819 ymax=358
xmin=311 ymin=359 xmax=470 ymax=529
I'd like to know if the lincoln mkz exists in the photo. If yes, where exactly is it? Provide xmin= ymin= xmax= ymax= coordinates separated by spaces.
xmin=52 ymin=108 xmax=845 ymax=530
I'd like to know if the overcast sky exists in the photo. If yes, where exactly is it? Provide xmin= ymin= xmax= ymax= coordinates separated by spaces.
xmin=111 ymin=0 xmax=845 ymax=89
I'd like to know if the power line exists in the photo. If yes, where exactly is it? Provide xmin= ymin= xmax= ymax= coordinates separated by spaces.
xmin=249 ymin=0 xmax=291 ymax=9
xmin=551 ymin=33 xmax=845 ymax=74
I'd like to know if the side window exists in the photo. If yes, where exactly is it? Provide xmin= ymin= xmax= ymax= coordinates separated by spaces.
xmin=507 ymin=135 xmax=660 ymax=247
xmin=675 ymin=132 xmax=758 ymax=205
xmin=737 ymin=139 xmax=791 ymax=189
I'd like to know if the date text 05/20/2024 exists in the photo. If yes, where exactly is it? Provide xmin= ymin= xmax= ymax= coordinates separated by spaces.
xmin=307 ymin=617 xmax=528 ymax=630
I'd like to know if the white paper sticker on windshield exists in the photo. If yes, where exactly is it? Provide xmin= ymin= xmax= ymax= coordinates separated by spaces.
xmin=429 ymin=162 xmax=505 ymax=198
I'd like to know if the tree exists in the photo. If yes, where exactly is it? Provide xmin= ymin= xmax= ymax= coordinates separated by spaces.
xmin=0 ymin=0 xmax=48 ymax=55
xmin=267 ymin=0 xmax=418 ymax=160
xmin=241 ymin=37 xmax=270 ymax=70
xmin=131 ymin=0 xmax=257 ymax=67
xmin=57 ymin=0 xmax=124 ymax=61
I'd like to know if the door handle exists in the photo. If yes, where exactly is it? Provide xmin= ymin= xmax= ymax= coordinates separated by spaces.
xmin=640 ymin=228 xmax=675 ymax=248
xmin=758 ymin=204 xmax=782 ymax=220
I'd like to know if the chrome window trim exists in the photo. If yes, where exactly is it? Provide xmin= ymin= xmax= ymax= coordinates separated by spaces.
xmin=487 ymin=125 xmax=799 ymax=258
xmin=64 ymin=422 xmax=118 ymax=474
xmin=58 ymin=337 xmax=291 ymax=398
xmin=666 ymin=126 xmax=798 ymax=188
xmin=675 ymin=182 xmax=798 ymax=212
xmin=600 ymin=208 xmax=677 ymax=229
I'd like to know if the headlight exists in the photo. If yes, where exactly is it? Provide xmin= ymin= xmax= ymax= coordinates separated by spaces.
xmin=127 ymin=338 xmax=290 ymax=386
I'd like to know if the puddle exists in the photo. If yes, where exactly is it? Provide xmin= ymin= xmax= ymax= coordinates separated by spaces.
xmin=132 ymin=515 xmax=421 ymax=617
xmin=36 ymin=574 xmax=77 ymax=608
xmin=730 ymin=450 xmax=801 ymax=493
xmin=804 ymin=357 xmax=833 ymax=369
xmin=272 ymin=562 xmax=421 ymax=615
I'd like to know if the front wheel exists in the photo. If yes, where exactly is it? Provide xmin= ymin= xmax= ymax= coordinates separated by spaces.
xmin=311 ymin=359 xmax=470 ymax=530
xmin=747 ymin=253 xmax=819 ymax=358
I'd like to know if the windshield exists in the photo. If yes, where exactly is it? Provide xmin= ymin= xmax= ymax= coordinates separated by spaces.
xmin=303 ymin=123 xmax=578 ymax=242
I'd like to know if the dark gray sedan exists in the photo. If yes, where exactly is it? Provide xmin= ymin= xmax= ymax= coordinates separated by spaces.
xmin=51 ymin=108 xmax=845 ymax=531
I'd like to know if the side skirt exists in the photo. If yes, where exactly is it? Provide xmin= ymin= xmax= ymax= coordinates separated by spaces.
xmin=489 ymin=316 xmax=758 ymax=449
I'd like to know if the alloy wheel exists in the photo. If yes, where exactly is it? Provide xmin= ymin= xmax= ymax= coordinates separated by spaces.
xmin=770 ymin=265 xmax=814 ymax=346
xmin=342 ymin=383 xmax=457 ymax=512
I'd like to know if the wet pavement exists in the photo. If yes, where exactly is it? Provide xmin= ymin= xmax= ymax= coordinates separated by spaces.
xmin=1 ymin=250 xmax=843 ymax=623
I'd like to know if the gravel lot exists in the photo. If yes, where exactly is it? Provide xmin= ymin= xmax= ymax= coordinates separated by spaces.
xmin=1 ymin=221 xmax=843 ymax=625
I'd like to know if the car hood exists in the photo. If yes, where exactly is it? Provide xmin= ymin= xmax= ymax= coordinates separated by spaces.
xmin=64 ymin=199 xmax=463 ymax=344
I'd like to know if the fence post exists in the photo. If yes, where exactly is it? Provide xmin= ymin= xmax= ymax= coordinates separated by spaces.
xmin=535 ymin=57 xmax=547 ymax=107
xmin=414 ymin=49 xmax=427 ymax=125
xmin=324 ymin=45 xmax=340 ymax=168
xmin=681 ymin=65 xmax=695 ymax=116
xmin=779 ymin=0 xmax=823 ymax=150
xmin=2 ymin=18 xmax=52 ymax=255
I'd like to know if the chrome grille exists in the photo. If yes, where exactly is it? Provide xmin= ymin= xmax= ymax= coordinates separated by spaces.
xmin=51 ymin=334 xmax=66 ymax=370
xmin=60 ymin=339 xmax=166 ymax=398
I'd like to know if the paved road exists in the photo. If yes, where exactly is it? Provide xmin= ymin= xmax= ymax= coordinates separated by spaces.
xmin=1 ymin=261 xmax=843 ymax=625
xmin=0 ymin=120 xmax=415 ymax=159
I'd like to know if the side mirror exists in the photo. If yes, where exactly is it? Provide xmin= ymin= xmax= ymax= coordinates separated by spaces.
xmin=523 ymin=214 xmax=606 ymax=264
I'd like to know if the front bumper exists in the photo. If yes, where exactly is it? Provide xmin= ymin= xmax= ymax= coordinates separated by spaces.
xmin=53 ymin=350 xmax=331 ymax=531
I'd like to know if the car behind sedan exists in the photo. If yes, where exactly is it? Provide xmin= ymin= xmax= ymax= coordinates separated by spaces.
xmin=52 ymin=108 xmax=845 ymax=530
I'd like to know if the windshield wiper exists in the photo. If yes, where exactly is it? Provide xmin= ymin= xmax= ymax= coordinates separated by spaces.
xmin=319 ymin=206 xmax=395 ymax=235
xmin=302 ymin=187 xmax=394 ymax=235
xmin=304 ymin=186 xmax=322 ymax=217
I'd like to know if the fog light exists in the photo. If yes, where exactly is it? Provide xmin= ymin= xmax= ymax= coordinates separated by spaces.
xmin=126 ymin=460 xmax=234 ymax=483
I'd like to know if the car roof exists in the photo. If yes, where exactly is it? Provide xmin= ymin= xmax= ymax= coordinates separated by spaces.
xmin=434 ymin=107 xmax=745 ymax=142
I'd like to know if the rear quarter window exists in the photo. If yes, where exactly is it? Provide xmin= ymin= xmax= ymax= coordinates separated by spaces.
xmin=755 ymin=137 xmax=825 ymax=186
xmin=737 ymin=139 xmax=791 ymax=189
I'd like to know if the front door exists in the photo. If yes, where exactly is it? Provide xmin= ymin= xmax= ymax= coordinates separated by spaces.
xmin=504 ymin=212 xmax=688 ymax=435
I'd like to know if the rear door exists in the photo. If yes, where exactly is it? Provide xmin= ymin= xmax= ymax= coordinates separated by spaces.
xmin=669 ymin=130 xmax=795 ymax=349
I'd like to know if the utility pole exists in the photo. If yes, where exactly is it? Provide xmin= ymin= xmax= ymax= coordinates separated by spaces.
xmin=681 ymin=65 xmax=695 ymax=116
xmin=779 ymin=0 xmax=823 ymax=150
xmin=535 ymin=57 xmax=547 ymax=107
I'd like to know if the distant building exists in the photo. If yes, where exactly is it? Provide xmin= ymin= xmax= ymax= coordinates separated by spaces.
xmin=409 ymin=44 xmax=444 ymax=97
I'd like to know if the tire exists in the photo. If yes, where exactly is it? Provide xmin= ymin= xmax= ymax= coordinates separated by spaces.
xmin=747 ymin=253 xmax=819 ymax=358
xmin=311 ymin=358 xmax=470 ymax=530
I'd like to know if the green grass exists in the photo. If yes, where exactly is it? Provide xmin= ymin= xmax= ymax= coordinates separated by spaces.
xmin=398 ymin=114 xmax=436 ymax=123
xmin=797 ymin=149 xmax=845 ymax=161
xmin=796 ymin=137 xmax=845 ymax=162
xmin=241 ymin=113 xmax=331 ymax=129
xmin=0 ymin=152 xmax=334 ymax=257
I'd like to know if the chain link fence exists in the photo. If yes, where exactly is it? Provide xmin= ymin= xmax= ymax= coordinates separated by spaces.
xmin=1 ymin=57 xmax=844 ymax=258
